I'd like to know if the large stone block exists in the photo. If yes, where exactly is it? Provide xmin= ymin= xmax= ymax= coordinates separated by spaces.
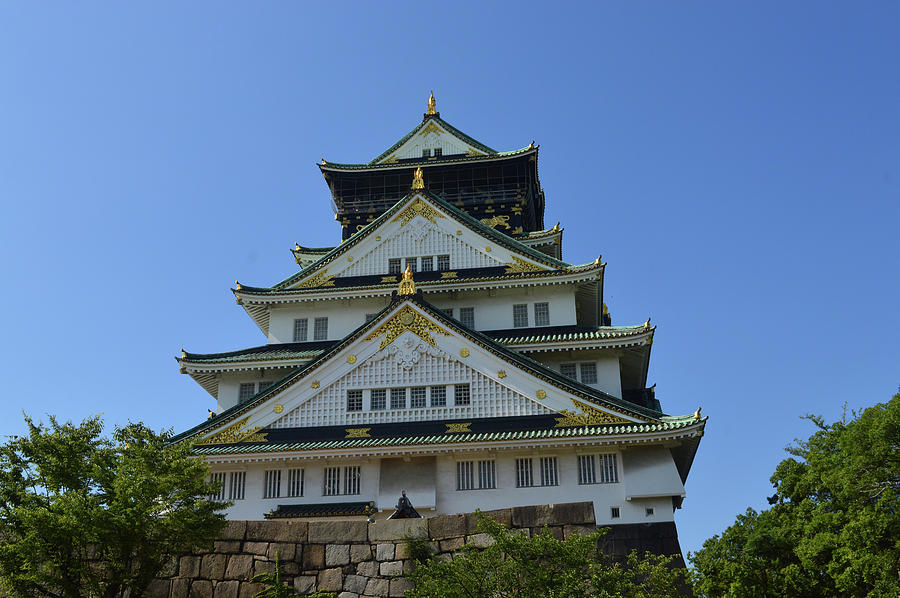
xmin=301 ymin=544 xmax=325 ymax=570
xmin=220 ymin=520 xmax=247 ymax=541
xmin=246 ymin=520 xmax=308 ymax=543
xmin=243 ymin=541 xmax=269 ymax=556
xmin=179 ymin=555 xmax=201 ymax=578
xmin=318 ymin=567 xmax=344 ymax=592
xmin=224 ymin=555 xmax=254 ymax=580
xmin=343 ymin=574 xmax=369 ymax=594
xmin=375 ymin=543 xmax=394 ymax=561
xmin=427 ymin=513 xmax=470 ymax=539
xmin=511 ymin=504 xmax=552 ymax=528
xmin=480 ymin=507 xmax=512 ymax=527
xmin=253 ymin=558 xmax=276 ymax=575
xmin=389 ymin=578 xmax=414 ymax=597
xmin=356 ymin=560 xmax=378 ymax=577
xmin=159 ymin=555 xmax=179 ymax=578
xmin=563 ymin=524 xmax=597 ymax=539
xmin=189 ymin=580 xmax=213 ymax=598
xmin=465 ymin=533 xmax=495 ymax=548
xmin=350 ymin=543 xmax=372 ymax=562
xmin=379 ymin=560 xmax=402 ymax=577
xmin=214 ymin=540 xmax=242 ymax=554
xmin=267 ymin=542 xmax=296 ymax=561
xmin=368 ymin=518 xmax=427 ymax=542
xmin=308 ymin=520 xmax=368 ymax=543
xmin=293 ymin=575 xmax=317 ymax=594
xmin=326 ymin=544 xmax=351 ymax=566
xmin=365 ymin=577 xmax=390 ymax=596
xmin=338 ymin=593 xmax=359 ymax=598
xmin=550 ymin=502 xmax=595 ymax=526
xmin=439 ymin=537 xmax=464 ymax=552
xmin=213 ymin=580 xmax=240 ymax=598
xmin=200 ymin=553 xmax=227 ymax=580
xmin=237 ymin=582 xmax=265 ymax=598
xmin=144 ymin=579 xmax=170 ymax=598
xmin=171 ymin=578 xmax=190 ymax=598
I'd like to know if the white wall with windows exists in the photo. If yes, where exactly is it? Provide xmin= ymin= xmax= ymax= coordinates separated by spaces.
xmin=217 ymin=372 xmax=294 ymax=411
xmin=539 ymin=352 xmax=623 ymax=398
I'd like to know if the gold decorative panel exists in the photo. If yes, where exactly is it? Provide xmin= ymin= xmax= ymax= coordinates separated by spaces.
xmin=273 ymin=404 xmax=283 ymax=414
xmin=445 ymin=422 xmax=472 ymax=434
xmin=292 ymin=269 xmax=335 ymax=290
xmin=536 ymin=390 xmax=547 ymax=400
xmin=459 ymin=348 xmax=470 ymax=358
xmin=196 ymin=417 xmax=268 ymax=446
xmin=480 ymin=215 xmax=511 ymax=230
xmin=363 ymin=305 xmax=452 ymax=350
xmin=421 ymin=121 xmax=443 ymax=137
xmin=504 ymin=257 xmax=545 ymax=274
xmin=554 ymin=403 xmax=632 ymax=427
xmin=392 ymin=198 xmax=444 ymax=227
xmin=345 ymin=427 xmax=371 ymax=439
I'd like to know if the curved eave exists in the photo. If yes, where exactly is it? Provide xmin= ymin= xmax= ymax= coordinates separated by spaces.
xmin=320 ymin=147 xmax=537 ymax=173
xmin=514 ymin=226 xmax=562 ymax=242
xmin=501 ymin=326 xmax=654 ymax=353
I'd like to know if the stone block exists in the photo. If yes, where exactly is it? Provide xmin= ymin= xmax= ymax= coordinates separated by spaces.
xmin=189 ymin=580 xmax=213 ymax=598
xmin=200 ymin=553 xmax=227 ymax=580
xmin=550 ymin=502 xmax=596 ymax=526
xmin=171 ymin=578 xmax=190 ymax=598
xmin=344 ymin=574 xmax=369 ymax=593
xmin=302 ymin=544 xmax=325 ymax=570
xmin=326 ymin=544 xmax=351 ymax=566
xmin=389 ymin=578 xmax=414 ymax=597
xmin=214 ymin=540 xmax=242 ymax=554
xmin=318 ymin=567 xmax=344 ymax=592
xmin=563 ymin=524 xmax=597 ymax=539
xmin=213 ymin=580 xmax=240 ymax=598
xmin=375 ymin=543 xmax=395 ymax=561
xmin=356 ymin=560 xmax=378 ymax=576
xmin=368 ymin=518 xmax=427 ymax=542
xmin=220 ymin=520 xmax=247 ymax=541
xmin=439 ymin=537 xmax=464 ymax=552
xmin=246 ymin=520 xmax=308 ymax=543
xmin=480 ymin=507 xmax=513 ymax=527
xmin=267 ymin=542 xmax=296 ymax=561
xmin=350 ymin=543 xmax=372 ymax=562
xmin=427 ymin=513 xmax=469 ymax=539
xmin=224 ymin=555 xmax=254 ymax=580
xmin=253 ymin=558 xmax=275 ymax=575
xmin=243 ymin=541 xmax=269 ymax=556
xmin=511 ymin=504 xmax=552 ymax=528
xmin=308 ymin=520 xmax=368 ymax=543
xmin=237 ymin=582 xmax=265 ymax=598
xmin=533 ymin=526 xmax=563 ymax=540
xmin=293 ymin=575 xmax=317 ymax=594
xmin=365 ymin=577 xmax=390 ymax=597
xmin=339 ymin=593 xmax=360 ymax=598
xmin=179 ymin=555 xmax=201 ymax=578
xmin=466 ymin=533 xmax=495 ymax=548
xmin=379 ymin=560 xmax=403 ymax=576
xmin=160 ymin=555 xmax=179 ymax=577
xmin=144 ymin=579 xmax=170 ymax=598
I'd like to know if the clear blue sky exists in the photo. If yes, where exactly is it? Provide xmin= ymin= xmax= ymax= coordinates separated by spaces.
xmin=1 ymin=3 xmax=897 ymax=558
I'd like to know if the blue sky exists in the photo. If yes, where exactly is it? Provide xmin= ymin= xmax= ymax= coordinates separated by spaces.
xmin=1 ymin=3 xmax=897 ymax=557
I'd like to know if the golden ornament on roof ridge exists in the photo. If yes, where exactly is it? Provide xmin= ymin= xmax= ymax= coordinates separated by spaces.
xmin=398 ymin=264 xmax=416 ymax=296
xmin=426 ymin=90 xmax=436 ymax=115
xmin=411 ymin=166 xmax=425 ymax=189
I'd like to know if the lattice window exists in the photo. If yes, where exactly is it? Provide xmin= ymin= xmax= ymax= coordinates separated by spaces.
xmin=258 ymin=381 xmax=273 ymax=393
xmin=534 ymin=302 xmax=550 ymax=326
xmin=442 ymin=308 xmax=454 ymax=318
xmin=434 ymin=148 xmax=443 ymax=157
xmin=515 ymin=458 xmax=533 ymax=488
xmin=560 ymin=363 xmax=577 ymax=380
xmin=578 ymin=454 xmax=619 ymax=484
xmin=599 ymin=454 xmax=619 ymax=483
xmin=293 ymin=318 xmax=308 ymax=342
xmin=238 ymin=383 xmax=256 ymax=403
xmin=421 ymin=256 xmax=434 ymax=271
xmin=323 ymin=467 xmax=341 ymax=496
xmin=410 ymin=387 xmax=427 ymax=408
xmin=313 ymin=317 xmax=328 ymax=341
xmin=208 ymin=472 xmax=227 ymax=501
xmin=454 ymin=384 xmax=470 ymax=406
xmin=287 ymin=468 xmax=304 ymax=497
xmin=347 ymin=390 xmax=363 ymax=412
xmin=459 ymin=307 xmax=475 ymax=328
xmin=437 ymin=254 xmax=450 ymax=270
xmin=264 ymin=470 xmax=281 ymax=499
xmin=430 ymin=385 xmax=446 ymax=407
xmin=513 ymin=304 xmax=528 ymax=328
xmin=611 ymin=506 xmax=620 ymax=519
xmin=390 ymin=388 xmax=406 ymax=410
xmin=228 ymin=472 xmax=246 ymax=501
xmin=344 ymin=466 xmax=361 ymax=495
xmin=579 ymin=362 xmax=598 ymax=384
xmin=371 ymin=389 xmax=386 ymax=411
xmin=540 ymin=457 xmax=558 ymax=486
xmin=389 ymin=258 xmax=401 ymax=275
xmin=456 ymin=461 xmax=474 ymax=490
xmin=478 ymin=460 xmax=496 ymax=489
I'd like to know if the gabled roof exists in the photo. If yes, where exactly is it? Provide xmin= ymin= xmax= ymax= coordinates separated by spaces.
xmin=173 ymin=292 xmax=665 ymax=445
xmin=369 ymin=114 xmax=498 ymax=165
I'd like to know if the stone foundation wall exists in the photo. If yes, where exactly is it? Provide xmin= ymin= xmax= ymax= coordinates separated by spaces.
xmin=143 ymin=502 xmax=682 ymax=598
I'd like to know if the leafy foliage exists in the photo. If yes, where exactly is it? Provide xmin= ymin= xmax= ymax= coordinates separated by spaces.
xmin=690 ymin=393 xmax=900 ymax=597
xmin=405 ymin=513 xmax=687 ymax=598
xmin=0 ymin=415 xmax=228 ymax=598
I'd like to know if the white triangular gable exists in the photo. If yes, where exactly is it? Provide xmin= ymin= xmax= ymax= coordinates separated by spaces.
xmin=286 ymin=192 xmax=551 ymax=288
xmin=194 ymin=303 xmax=646 ymax=443
xmin=376 ymin=120 xmax=490 ymax=164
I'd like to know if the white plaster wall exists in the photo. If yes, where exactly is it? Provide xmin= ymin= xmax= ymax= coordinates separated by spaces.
xmin=268 ymin=297 xmax=391 ymax=344
xmin=622 ymin=447 xmax=685 ymax=500
xmin=392 ymin=128 xmax=478 ymax=160
xmin=538 ymin=353 xmax=623 ymax=398
xmin=216 ymin=370 xmax=294 ymax=412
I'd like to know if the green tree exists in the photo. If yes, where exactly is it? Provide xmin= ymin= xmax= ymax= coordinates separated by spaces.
xmin=0 ymin=415 xmax=228 ymax=598
xmin=690 ymin=392 xmax=900 ymax=598
xmin=405 ymin=513 xmax=688 ymax=598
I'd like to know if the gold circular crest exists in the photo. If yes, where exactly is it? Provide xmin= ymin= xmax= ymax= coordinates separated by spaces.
xmin=273 ymin=404 xmax=283 ymax=414
xmin=311 ymin=381 xmax=320 ymax=389
xmin=347 ymin=355 xmax=357 ymax=364
xmin=400 ymin=311 xmax=415 ymax=326
xmin=459 ymin=348 xmax=470 ymax=358
xmin=536 ymin=390 xmax=547 ymax=400
xmin=347 ymin=256 xmax=354 ymax=262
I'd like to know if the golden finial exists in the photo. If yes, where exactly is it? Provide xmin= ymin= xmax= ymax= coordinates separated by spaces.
xmin=602 ymin=303 xmax=609 ymax=315
xmin=693 ymin=407 xmax=702 ymax=420
xmin=553 ymin=222 xmax=560 ymax=231
xmin=181 ymin=348 xmax=186 ymax=359
xmin=207 ymin=409 xmax=215 ymax=420
xmin=426 ymin=90 xmax=436 ymax=115
xmin=411 ymin=166 xmax=425 ymax=189
xmin=321 ymin=158 xmax=327 ymax=165
xmin=398 ymin=264 xmax=416 ymax=296
xmin=235 ymin=280 xmax=242 ymax=290
xmin=643 ymin=318 xmax=651 ymax=330
xmin=294 ymin=242 xmax=301 ymax=250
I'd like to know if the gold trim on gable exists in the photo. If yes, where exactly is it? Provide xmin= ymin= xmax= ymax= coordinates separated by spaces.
xmin=392 ymin=197 xmax=444 ymax=227
xmin=292 ymin=269 xmax=336 ymax=290
xmin=363 ymin=305 xmax=452 ymax=350
xmin=196 ymin=417 xmax=268 ymax=446
xmin=554 ymin=403 xmax=632 ymax=427
xmin=345 ymin=427 xmax=371 ymax=439
xmin=504 ymin=256 xmax=545 ymax=274
xmin=445 ymin=422 xmax=472 ymax=434
xmin=421 ymin=121 xmax=443 ymax=137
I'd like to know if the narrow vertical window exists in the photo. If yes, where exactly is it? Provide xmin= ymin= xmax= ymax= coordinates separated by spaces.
xmin=287 ymin=468 xmax=304 ymax=497
xmin=228 ymin=472 xmax=246 ymax=500
xmin=540 ymin=457 xmax=558 ymax=486
xmin=459 ymin=307 xmax=475 ymax=328
xmin=456 ymin=461 xmax=474 ymax=490
xmin=437 ymin=254 xmax=450 ymax=270
xmin=433 ymin=148 xmax=442 ymax=157
xmin=560 ymin=363 xmax=577 ymax=380
xmin=534 ymin=302 xmax=550 ymax=326
xmin=208 ymin=472 xmax=227 ymax=501
xmin=513 ymin=304 xmax=529 ymax=328
xmin=238 ymin=383 xmax=256 ymax=403
xmin=410 ymin=387 xmax=427 ymax=408
xmin=263 ymin=470 xmax=281 ymax=499
xmin=323 ymin=467 xmax=340 ymax=496
xmin=390 ymin=388 xmax=406 ymax=410
xmin=578 ymin=455 xmax=596 ymax=485
xmin=371 ymin=389 xmax=386 ymax=410
xmin=610 ymin=506 xmax=621 ymax=519
xmin=454 ymin=384 xmax=470 ymax=406
xmin=515 ymin=458 xmax=533 ymax=488
xmin=645 ymin=507 xmax=655 ymax=517
xmin=346 ymin=390 xmax=363 ymax=412
xmin=478 ymin=460 xmax=496 ymax=489
xmin=430 ymin=386 xmax=446 ymax=407
xmin=344 ymin=466 xmax=361 ymax=495
xmin=313 ymin=317 xmax=328 ymax=341
xmin=293 ymin=318 xmax=308 ymax=342
xmin=442 ymin=307 xmax=454 ymax=318
xmin=422 ymin=148 xmax=431 ymax=158
xmin=420 ymin=256 xmax=434 ymax=271
xmin=599 ymin=453 xmax=619 ymax=483
xmin=388 ymin=258 xmax=402 ymax=275
xmin=579 ymin=362 xmax=598 ymax=384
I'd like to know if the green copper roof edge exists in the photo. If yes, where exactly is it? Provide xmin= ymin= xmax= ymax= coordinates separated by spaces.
xmin=322 ymin=147 xmax=533 ymax=170
xmin=367 ymin=115 xmax=498 ymax=166
xmin=292 ymin=245 xmax=334 ymax=254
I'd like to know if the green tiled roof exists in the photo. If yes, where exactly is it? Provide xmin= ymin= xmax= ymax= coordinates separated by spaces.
xmin=193 ymin=416 xmax=703 ymax=456
xmin=492 ymin=326 xmax=650 ymax=346
xmin=322 ymin=147 xmax=534 ymax=171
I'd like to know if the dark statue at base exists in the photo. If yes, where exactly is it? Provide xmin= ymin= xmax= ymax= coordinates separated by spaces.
xmin=388 ymin=490 xmax=421 ymax=519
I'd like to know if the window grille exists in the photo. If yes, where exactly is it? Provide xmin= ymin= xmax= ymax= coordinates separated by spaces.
xmin=437 ymin=254 xmax=450 ymax=270
xmin=578 ymin=455 xmax=595 ymax=485
xmin=560 ymin=363 xmax=578 ymax=380
xmin=478 ymin=460 xmax=496 ymax=489
xmin=313 ymin=317 xmax=328 ymax=341
xmin=459 ymin=307 xmax=475 ymax=328
xmin=578 ymin=454 xmax=618 ymax=484
xmin=513 ymin=304 xmax=528 ymax=328
xmin=404 ymin=257 xmax=418 ymax=272
xmin=645 ymin=507 xmax=655 ymax=517
xmin=410 ymin=387 xmax=427 ymax=408
xmin=599 ymin=453 xmax=619 ymax=483
xmin=389 ymin=258 xmax=401 ymax=275
xmin=371 ymin=389 xmax=386 ymax=410
xmin=238 ymin=383 xmax=256 ymax=403
xmin=344 ymin=466 xmax=361 ymax=495
xmin=579 ymin=362 xmax=598 ymax=384
xmin=287 ymin=468 xmax=304 ymax=497
xmin=258 ymin=381 xmax=272 ymax=393
xmin=610 ymin=506 xmax=620 ymax=519
xmin=434 ymin=148 xmax=442 ymax=157
xmin=540 ymin=457 xmax=558 ymax=486
xmin=422 ymin=149 xmax=431 ymax=158
xmin=390 ymin=388 xmax=406 ymax=410
xmin=454 ymin=384 xmax=470 ymax=406
xmin=323 ymin=467 xmax=341 ymax=496
xmin=208 ymin=472 xmax=227 ymax=501
xmin=293 ymin=318 xmax=308 ymax=342
xmin=421 ymin=256 xmax=433 ymax=271
xmin=263 ymin=470 xmax=281 ymax=499
xmin=347 ymin=390 xmax=363 ymax=412
xmin=228 ymin=471 xmax=246 ymax=500
xmin=456 ymin=461 xmax=474 ymax=490
xmin=515 ymin=458 xmax=533 ymax=487
xmin=534 ymin=302 xmax=550 ymax=326
xmin=442 ymin=308 xmax=454 ymax=318
xmin=430 ymin=386 xmax=446 ymax=407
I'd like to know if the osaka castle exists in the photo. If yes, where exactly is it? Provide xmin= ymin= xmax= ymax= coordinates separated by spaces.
xmin=172 ymin=93 xmax=706 ymax=538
